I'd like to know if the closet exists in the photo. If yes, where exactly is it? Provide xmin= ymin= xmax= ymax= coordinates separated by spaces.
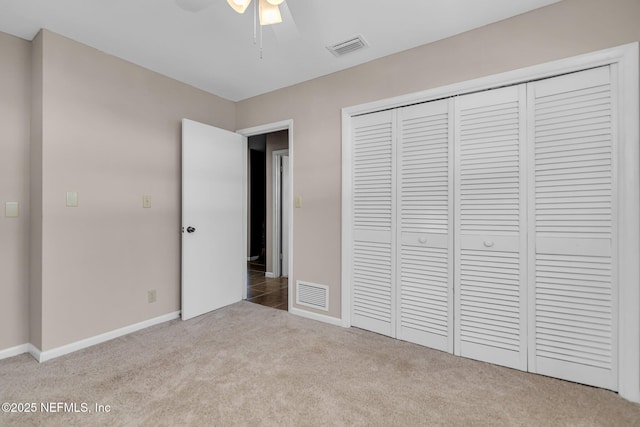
xmin=348 ymin=65 xmax=619 ymax=391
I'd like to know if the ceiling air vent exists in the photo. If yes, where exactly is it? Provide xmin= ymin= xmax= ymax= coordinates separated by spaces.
xmin=326 ymin=35 xmax=368 ymax=57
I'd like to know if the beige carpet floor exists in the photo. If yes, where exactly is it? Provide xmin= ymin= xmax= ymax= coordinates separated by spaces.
xmin=1 ymin=301 xmax=639 ymax=426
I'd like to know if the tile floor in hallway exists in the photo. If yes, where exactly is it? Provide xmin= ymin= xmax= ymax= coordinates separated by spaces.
xmin=246 ymin=262 xmax=288 ymax=311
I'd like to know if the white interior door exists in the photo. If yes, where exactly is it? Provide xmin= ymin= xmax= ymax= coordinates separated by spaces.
xmin=182 ymin=119 xmax=245 ymax=320
xmin=527 ymin=66 xmax=618 ymax=390
xmin=281 ymin=155 xmax=290 ymax=277
xmin=454 ymin=84 xmax=528 ymax=370
xmin=396 ymin=99 xmax=454 ymax=352
xmin=350 ymin=110 xmax=396 ymax=337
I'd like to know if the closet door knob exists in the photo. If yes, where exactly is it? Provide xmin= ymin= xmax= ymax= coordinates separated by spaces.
xmin=484 ymin=240 xmax=494 ymax=248
xmin=419 ymin=236 xmax=427 ymax=244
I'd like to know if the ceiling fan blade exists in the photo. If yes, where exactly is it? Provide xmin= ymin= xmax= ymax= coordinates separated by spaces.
xmin=272 ymin=2 xmax=299 ymax=40
xmin=227 ymin=0 xmax=252 ymax=14
xmin=174 ymin=0 xmax=215 ymax=13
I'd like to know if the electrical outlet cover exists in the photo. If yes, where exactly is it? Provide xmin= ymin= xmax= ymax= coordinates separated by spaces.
xmin=5 ymin=202 xmax=18 ymax=217
xmin=66 ymin=191 xmax=79 ymax=207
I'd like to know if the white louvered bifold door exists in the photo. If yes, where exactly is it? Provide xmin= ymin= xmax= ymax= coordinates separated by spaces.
xmin=527 ymin=66 xmax=618 ymax=391
xmin=350 ymin=110 xmax=396 ymax=337
xmin=396 ymin=99 xmax=454 ymax=352
xmin=454 ymin=85 xmax=528 ymax=370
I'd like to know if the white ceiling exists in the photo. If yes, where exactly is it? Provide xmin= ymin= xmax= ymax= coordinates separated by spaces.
xmin=0 ymin=0 xmax=561 ymax=101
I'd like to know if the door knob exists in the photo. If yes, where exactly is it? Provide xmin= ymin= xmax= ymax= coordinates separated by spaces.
xmin=186 ymin=226 xmax=196 ymax=233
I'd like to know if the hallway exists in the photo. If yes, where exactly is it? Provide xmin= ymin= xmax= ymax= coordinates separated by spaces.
xmin=246 ymin=261 xmax=288 ymax=311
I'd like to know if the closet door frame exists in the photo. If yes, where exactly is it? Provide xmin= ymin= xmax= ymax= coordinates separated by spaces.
xmin=341 ymin=42 xmax=639 ymax=403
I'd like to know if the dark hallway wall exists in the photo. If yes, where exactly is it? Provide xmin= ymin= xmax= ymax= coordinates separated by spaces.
xmin=248 ymin=135 xmax=266 ymax=260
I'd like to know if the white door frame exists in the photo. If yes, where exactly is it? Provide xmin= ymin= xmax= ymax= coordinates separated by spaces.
xmin=341 ymin=43 xmax=639 ymax=402
xmin=237 ymin=120 xmax=294 ymax=311
xmin=272 ymin=149 xmax=289 ymax=278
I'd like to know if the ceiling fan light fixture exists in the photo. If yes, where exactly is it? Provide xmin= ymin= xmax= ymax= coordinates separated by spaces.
xmin=266 ymin=0 xmax=284 ymax=5
xmin=259 ymin=0 xmax=282 ymax=25
xmin=227 ymin=0 xmax=251 ymax=14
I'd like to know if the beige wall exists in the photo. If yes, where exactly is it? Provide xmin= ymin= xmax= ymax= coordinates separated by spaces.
xmin=0 ymin=33 xmax=31 ymax=350
xmin=236 ymin=0 xmax=640 ymax=319
xmin=265 ymin=130 xmax=289 ymax=275
xmin=2 ymin=0 xmax=640 ymax=352
xmin=30 ymin=32 xmax=43 ymax=350
xmin=34 ymin=30 xmax=235 ymax=350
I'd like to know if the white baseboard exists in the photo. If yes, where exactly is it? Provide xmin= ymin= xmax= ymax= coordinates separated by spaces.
xmin=0 ymin=343 xmax=30 ymax=361
xmin=27 ymin=343 xmax=41 ymax=362
xmin=24 ymin=311 xmax=181 ymax=363
xmin=289 ymin=306 xmax=345 ymax=328
xmin=265 ymin=272 xmax=276 ymax=278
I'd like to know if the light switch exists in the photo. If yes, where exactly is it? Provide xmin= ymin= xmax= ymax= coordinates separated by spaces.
xmin=295 ymin=195 xmax=302 ymax=208
xmin=5 ymin=202 xmax=18 ymax=218
xmin=66 ymin=191 xmax=79 ymax=207
xmin=143 ymin=195 xmax=152 ymax=208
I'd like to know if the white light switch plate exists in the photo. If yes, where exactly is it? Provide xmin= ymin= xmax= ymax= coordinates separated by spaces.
xmin=143 ymin=195 xmax=151 ymax=208
xmin=295 ymin=196 xmax=302 ymax=208
xmin=66 ymin=191 xmax=78 ymax=207
xmin=5 ymin=202 xmax=18 ymax=217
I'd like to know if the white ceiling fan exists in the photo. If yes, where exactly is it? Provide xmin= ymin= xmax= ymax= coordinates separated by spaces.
xmin=175 ymin=0 xmax=289 ymax=58
xmin=175 ymin=0 xmax=285 ymax=25
xmin=227 ymin=0 xmax=285 ymax=25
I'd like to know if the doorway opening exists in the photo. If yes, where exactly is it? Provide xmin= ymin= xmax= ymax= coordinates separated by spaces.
xmin=246 ymin=129 xmax=290 ymax=310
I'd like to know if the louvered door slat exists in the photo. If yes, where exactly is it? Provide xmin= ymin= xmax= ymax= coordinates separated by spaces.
xmin=455 ymin=85 xmax=527 ymax=370
xmin=351 ymin=110 xmax=395 ymax=337
xmin=528 ymin=66 xmax=618 ymax=391
xmin=397 ymin=99 xmax=453 ymax=352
